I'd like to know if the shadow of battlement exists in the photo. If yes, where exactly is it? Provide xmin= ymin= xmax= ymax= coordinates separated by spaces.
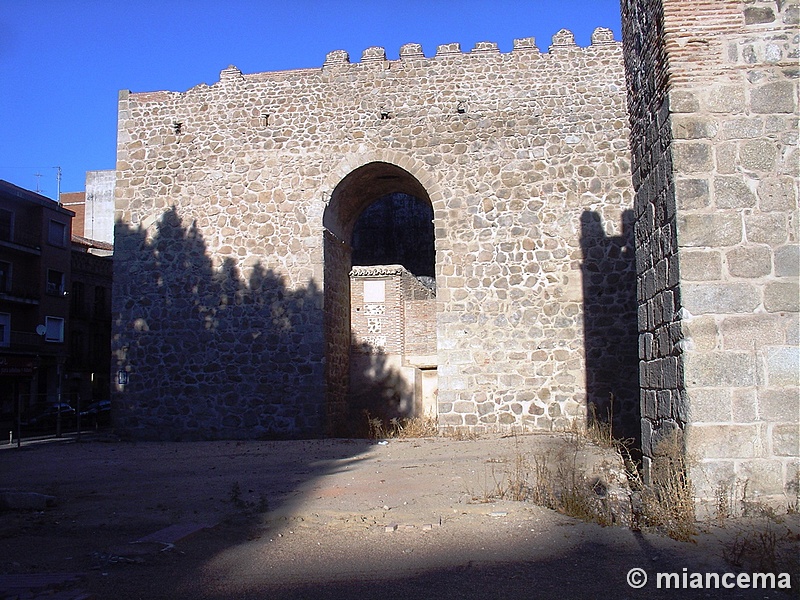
xmin=580 ymin=209 xmax=640 ymax=447
xmin=112 ymin=207 xmax=327 ymax=440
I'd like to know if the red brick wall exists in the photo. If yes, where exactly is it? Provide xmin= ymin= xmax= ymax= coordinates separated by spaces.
xmin=404 ymin=300 xmax=436 ymax=356
xmin=350 ymin=274 xmax=403 ymax=354
xmin=61 ymin=192 xmax=85 ymax=238
xmin=350 ymin=265 xmax=435 ymax=356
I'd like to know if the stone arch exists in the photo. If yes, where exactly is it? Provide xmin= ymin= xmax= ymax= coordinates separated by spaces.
xmin=322 ymin=159 xmax=439 ymax=435
xmin=321 ymin=150 xmax=446 ymax=227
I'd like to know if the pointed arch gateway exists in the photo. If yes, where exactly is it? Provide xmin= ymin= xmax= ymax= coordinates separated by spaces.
xmin=323 ymin=161 xmax=438 ymax=436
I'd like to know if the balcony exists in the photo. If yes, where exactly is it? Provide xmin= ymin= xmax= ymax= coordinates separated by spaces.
xmin=0 ymin=292 xmax=39 ymax=306
xmin=0 ymin=283 xmax=40 ymax=306
xmin=0 ymin=230 xmax=42 ymax=255
xmin=45 ymin=283 xmax=67 ymax=298
xmin=3 ymin=330 xmax=43 ymax=352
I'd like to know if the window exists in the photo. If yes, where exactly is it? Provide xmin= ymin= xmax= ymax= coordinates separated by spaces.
xmin=48 ymin=220 xmax=67 ymax=247
xmin=0 ymin=209 xmax=12 ymax=242
xmin=70 ymin=330 xmax=85 ymax=365
xmin=0 ymin=261 xmax=10 ymax=292
xmin=92 ymin=332 xmax=107 ymax=363
xmin=46 ymin=269 xmax=65 ymax=296
xmin=0 ymin=313 xmax=9 ymax=347
xmin=94 ymin=286 xmax=106 ymax=317
xmin=71 ymin=281 xmax=85 ymax=316
xmin=45 ymin=316 xmax=64 ymax=342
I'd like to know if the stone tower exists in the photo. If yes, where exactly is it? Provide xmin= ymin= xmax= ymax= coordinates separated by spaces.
xmin=622 ymin=0 xmax=798 ymax=510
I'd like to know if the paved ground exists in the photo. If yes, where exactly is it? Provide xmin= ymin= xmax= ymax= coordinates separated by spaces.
xmin=0 ymin=433 xmax=797 ymax=599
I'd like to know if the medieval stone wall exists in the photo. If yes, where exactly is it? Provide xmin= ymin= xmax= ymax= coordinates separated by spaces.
xmin=112 ymin=2 xmax=797 ymax=511
xmin=623 ymin=0 xmax=799 ymax=510
xmin=112 ymin=28 xmax=636 ymax=439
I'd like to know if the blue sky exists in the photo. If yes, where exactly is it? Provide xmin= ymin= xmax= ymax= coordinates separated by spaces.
xmin=0 ymin=1 xmax=622 ymax=198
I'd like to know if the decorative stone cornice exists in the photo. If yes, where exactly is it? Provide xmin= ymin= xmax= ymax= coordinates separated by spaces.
xmin=350 ymin=264 xmax=409 ymax=278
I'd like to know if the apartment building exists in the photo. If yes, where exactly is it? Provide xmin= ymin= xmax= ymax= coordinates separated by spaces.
xmin=0 ymin=180 xmax=112 ymax=432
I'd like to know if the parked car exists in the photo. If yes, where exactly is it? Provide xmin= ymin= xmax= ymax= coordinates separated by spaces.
xmin=79 ymin=400 xmax=111 ymax=427
xmin=23 ymin=403 xmax=76 ymax=430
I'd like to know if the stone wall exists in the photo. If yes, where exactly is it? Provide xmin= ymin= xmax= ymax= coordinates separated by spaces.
xmin=580 ymin=209 xmax=639 ymax=442
xmin=623 ymin=0 xmax=799 ymax=511
xmin=112 ymin=28 xmax=636 ymax=439
xmin=621 ymin=0 xmax=685 ymax=487
xmin=323 ymin=229 xmax=350 ymax=433
xmin=112 ymin=208 xmax=326 ymax=439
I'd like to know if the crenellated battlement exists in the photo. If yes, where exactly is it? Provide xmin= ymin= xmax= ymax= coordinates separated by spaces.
xmin=322 ymin=27 xmax=617 ymax=67
xmin=119 ymin=25 xmax=628 ymax=162
xmin=125 ymin=27 xmax=620 ymax=102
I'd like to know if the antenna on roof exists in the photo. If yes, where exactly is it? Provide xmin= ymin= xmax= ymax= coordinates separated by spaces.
xmin=33 ymin=172 xmax=43 ymax=193
xmin=54 ymin=166 xmax=62 ymax=205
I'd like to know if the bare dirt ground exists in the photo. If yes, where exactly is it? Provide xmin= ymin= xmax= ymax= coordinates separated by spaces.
xmin=0 ymin=432 xmax=797 ymax=600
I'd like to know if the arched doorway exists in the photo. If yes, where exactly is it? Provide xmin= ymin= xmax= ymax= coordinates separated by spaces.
xmin=323 ymin=162 xmax=436 ymax=436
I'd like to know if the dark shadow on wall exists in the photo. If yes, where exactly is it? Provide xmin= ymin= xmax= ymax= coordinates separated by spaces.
xmin=345 ymin=341 xmax=414 ymax=437
xmin=113 ymin=207 xmax=326 ymax=439
xmin=113 ymin=207 xmax=417 ymax=441
xmin=580 ymin=210 xmax=640 ymax=448
xmin=351 ymin=192 xmax=436 ymax=278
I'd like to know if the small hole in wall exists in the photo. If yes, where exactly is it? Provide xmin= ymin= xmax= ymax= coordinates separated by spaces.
xmin=173 ymin=122 xmax=183 ymax=134
xmin=380 ymin=110 xmax=390 ymax=120
xmin=457 ymin=102 xmax=467 ymax=114
xmin=261 ymin=114 xmax=270 ymax=127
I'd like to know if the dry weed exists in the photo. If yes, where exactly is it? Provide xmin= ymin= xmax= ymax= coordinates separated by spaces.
xmin=469 ymin=435 xmax=616 ymax=526
xmin=228 ymin=481 xmax=269 ymax=514
xmin=506 ymin=447 xmax=532 ymax=502
xmin=528 ymin=453 xmax=557 ymax=508
xmin=445 ymin=426 xmax=480 ymax=441
xmin=586 ymin=397 xmax=617 ymax=449
xmin=634 ymin=435 xmax=697 ymax=541
xmin=365 ymin=412 xmax=438 ymax=439
xmin=469 ymin=461 xmax=510 ymax=503
xmin=721 ymin=513 xmax=800 ymax=580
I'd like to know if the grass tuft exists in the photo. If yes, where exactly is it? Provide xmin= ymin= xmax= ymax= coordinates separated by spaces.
xmin=365 ymin=412 xmax=438 ymax=439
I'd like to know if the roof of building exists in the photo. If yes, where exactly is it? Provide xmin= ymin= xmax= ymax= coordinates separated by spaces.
xmin=350 ymin=264 xmax=410 ymax=278
xmin=60 ymin=191 xmax=86 ymax=204
xmin=0 ymin=179 xmax=75 ymax=217
xmin=71 ymin=234 xmax=113 ymax=253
